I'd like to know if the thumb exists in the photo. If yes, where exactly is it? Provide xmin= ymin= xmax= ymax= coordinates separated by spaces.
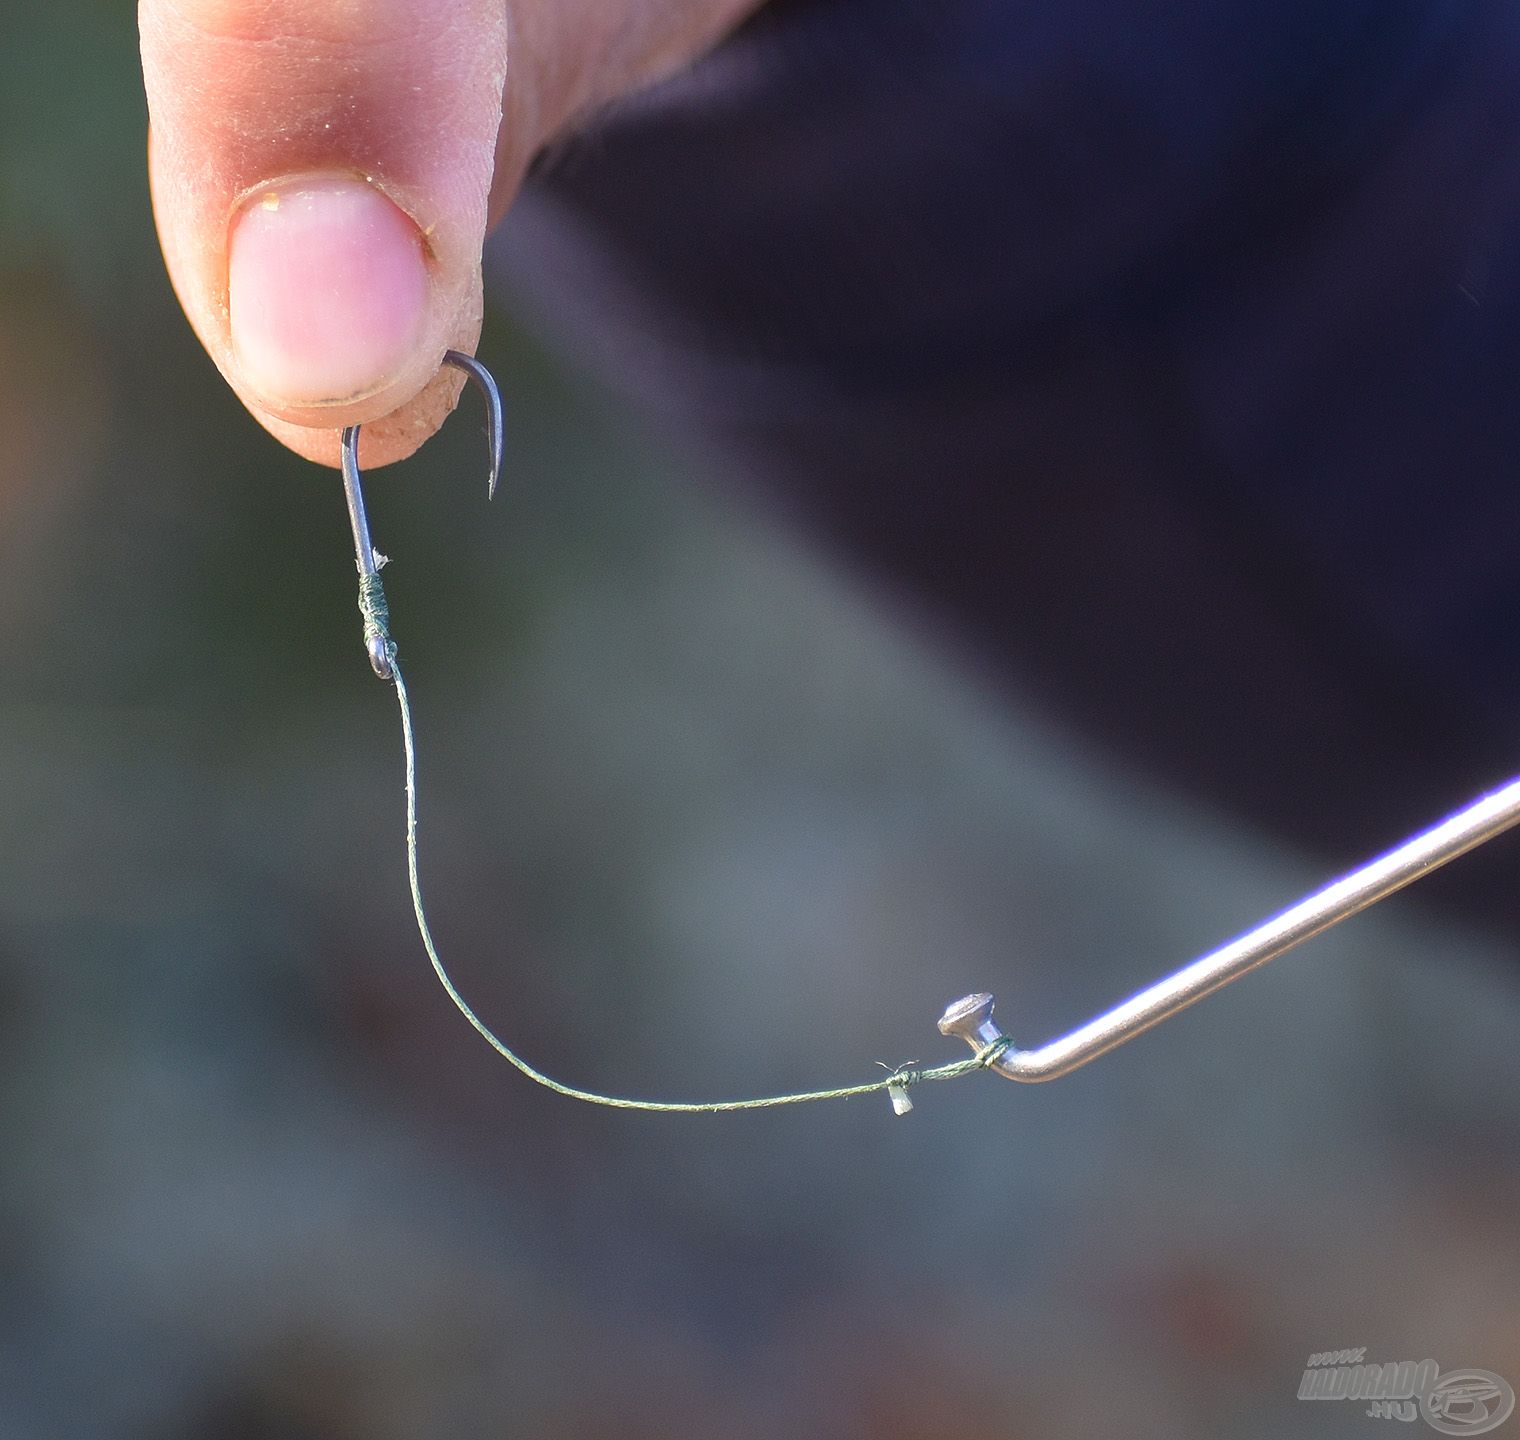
xmin=139 ymin=0 xmax=514 ymax=469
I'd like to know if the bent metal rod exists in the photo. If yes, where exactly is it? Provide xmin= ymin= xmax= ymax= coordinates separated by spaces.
xmin=938 ymin=775 xmax=1520 ymax=1080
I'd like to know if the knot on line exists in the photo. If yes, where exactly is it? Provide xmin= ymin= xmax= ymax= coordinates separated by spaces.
xmin=359 ymin=571 xmax=394 ymax=663
xmin=975 ymin=1035 xmax=1014 ymax=1070
xmin=886 ymin=1065 xmax=923 ymax=1090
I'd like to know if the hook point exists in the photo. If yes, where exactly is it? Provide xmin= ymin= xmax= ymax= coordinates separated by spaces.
xmin=442 ymin=349 xmax=504 ymax=500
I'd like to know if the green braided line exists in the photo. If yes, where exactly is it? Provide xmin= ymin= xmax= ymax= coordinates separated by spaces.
xmin=384 ymin=654 xmax=1009 ymax=1112
xmin=358 ymin=571 xmax=394 ymax=667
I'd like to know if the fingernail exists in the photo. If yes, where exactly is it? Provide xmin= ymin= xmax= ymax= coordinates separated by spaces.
xmin=228 ymin=177 xmax=428 ymax=407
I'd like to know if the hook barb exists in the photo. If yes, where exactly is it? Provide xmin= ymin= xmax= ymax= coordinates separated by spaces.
xmin=340 ymin=350 xmax=505 ymax=679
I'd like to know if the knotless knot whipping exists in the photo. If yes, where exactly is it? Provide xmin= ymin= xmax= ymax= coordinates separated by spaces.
xmin=359 ymin=571 xmax=393 ymax=660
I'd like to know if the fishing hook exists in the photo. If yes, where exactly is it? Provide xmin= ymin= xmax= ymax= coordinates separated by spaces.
xmin=340 ymin=349 xmax=504 ymax=679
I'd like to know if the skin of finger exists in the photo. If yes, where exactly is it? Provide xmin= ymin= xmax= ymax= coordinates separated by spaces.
xmin=140 ymin=0 xmax=511 ymax=468
xmin=484 ymin=0 xmax=768 ymax=231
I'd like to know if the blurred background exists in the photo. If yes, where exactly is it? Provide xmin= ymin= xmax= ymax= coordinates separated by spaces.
xmin=1 ymin=5 xmax=1517 ymax=1438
